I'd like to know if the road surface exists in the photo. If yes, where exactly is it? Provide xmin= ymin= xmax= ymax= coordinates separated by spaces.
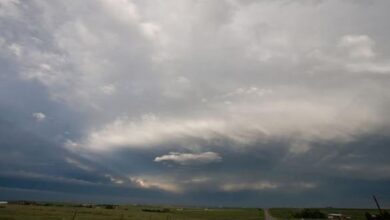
xmin=264 ymin=209 xmax=277 ymax=220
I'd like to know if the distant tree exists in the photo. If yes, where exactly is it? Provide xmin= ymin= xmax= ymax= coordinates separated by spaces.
xmin=142 ymin=208 xmax=170 ymax=213
xmin=365 ymin=212 xmax=373 ymax=220
xmin=365 ymin=211 xmax=390 ymax=220
xmin=105 ymin=204 xmax=115 ymax=209
xmin=380 ymin=211 xmax=390 ymax=220
xmin=292 ymin=209 xmax=326 ymax=219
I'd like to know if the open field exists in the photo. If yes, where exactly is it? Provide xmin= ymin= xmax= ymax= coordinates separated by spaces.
xmin=0 ymin=204 xmax=264 ymax=220
xmin=1 ymin=203 xmax=388 ymax=220
xmin=269 ymin=208 xmax=387 ymax=220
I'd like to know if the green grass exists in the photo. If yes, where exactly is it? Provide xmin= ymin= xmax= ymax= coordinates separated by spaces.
xmin=0 ymin=204 xmax=264 ymax=220
xmin=269 ymin=208 xmax=386 ymax=220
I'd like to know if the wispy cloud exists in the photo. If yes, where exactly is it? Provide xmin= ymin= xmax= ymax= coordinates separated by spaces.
xmin=154 ymin=152 xmax=222 ymax=165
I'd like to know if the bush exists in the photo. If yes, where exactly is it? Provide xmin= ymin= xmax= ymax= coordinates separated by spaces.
xmin=292 ymin=209 xmax=326 ymax=219
xmin=365 ymin=211 xmax=390 ymax=220
xmin=104 ymin=204 xmax=116 ymax=209
xmin=142 ymin=208 xmax=170 ymax=213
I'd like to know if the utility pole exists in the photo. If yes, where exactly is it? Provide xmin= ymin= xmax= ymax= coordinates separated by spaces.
xmin=373 ymin=195 xmax=383 ymax=215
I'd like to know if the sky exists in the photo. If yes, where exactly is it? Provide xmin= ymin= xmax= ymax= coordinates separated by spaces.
xmin=0 ymin=0 xmax=390 ymax=208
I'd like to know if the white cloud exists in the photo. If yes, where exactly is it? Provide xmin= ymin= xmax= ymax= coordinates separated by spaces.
xmin=129 ymin=176 xmax=181 ymax=193
xmin=8 ymin=43 xmax=22 ymax=57
xmin=72 ymin=95 xmax=383 ymax=153
xmin=221 ymin=181 xmax=317 ymax=192
xmin=141 ymin=22 xmax=161 ymax=39
xmin=77 ymin=115 xmax=228 ymax=151
xmin=221 ymin=181 xmax=279 ymax=192
xmin=0 ymin=0 xmax=20 ymax=17
xmin=32 ymin=112 xmax=46 ymax=122
xmin=346 ymin=62 xmax=390 ymax=74
xmin=154 ymin=152 xmax=222 ymax=165
xmin=65 ymin=158 xmax=93 ymax=172
xmin=223 ymin=87 xmax=273 ymax=98
xmin=339 ymin=35 xmax=375 ymax=59
xmin=183 ymin=177 xmax=210 ymax=184
xmin=104 ymin=174 xmax=124 ymax=185
xmin=100 ymin=84 xmax=116 ymax=95
xmin=98 ymin=0 xmax=139 ymax=23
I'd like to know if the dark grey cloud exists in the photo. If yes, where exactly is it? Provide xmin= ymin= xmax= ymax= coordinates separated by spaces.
xmin=1 ymin=0 xmax=390 ymax=207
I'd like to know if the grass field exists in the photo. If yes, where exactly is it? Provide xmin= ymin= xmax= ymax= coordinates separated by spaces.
xmin=0 ymin=204 xmax=264 ymax=220
xmin=269 ymin=208 xmax=386 ymax=220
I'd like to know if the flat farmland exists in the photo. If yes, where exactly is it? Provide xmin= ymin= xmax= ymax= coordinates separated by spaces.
xmin=0 ymin=204 xmax=264 ymax=220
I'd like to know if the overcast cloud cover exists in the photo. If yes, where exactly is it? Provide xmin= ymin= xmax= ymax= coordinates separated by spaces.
xmin=1 ymin=0 xmax=390 ymax=207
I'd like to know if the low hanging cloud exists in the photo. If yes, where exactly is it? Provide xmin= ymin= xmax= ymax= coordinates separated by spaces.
xmin=71 ymin=95 xmax=383 ymax=153
xmin=129 ymin=176 xmax=182 ymax=193
xmin=32 ymin=112 xmax=46 ymax=122
xmin=154 ymin=152 xmax=222 ymax=165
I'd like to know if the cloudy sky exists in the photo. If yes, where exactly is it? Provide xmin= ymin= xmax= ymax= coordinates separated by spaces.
xmin=1 ymin=0 xmax=390 ymax=207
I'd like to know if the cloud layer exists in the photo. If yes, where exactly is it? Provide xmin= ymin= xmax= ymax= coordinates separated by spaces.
xmin=1 ymin=0 xmax=390 ymax=207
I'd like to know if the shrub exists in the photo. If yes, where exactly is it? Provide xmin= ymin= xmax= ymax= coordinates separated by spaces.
xmin=142 ymin=208 xmax=170 ymax=213
xmin=104 ymin=204 xmax=116 ymax=209
xmin=292 ymin=209 xmax=326 ymax=219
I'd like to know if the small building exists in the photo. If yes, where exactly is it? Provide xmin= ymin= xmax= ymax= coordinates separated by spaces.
xmin=328 ymin=213 xmax=351 ymax=220
xmin=81 ymin=203 xmax=95 ymax=208
xmin=0 ymin=201 xmax=8 ymax=205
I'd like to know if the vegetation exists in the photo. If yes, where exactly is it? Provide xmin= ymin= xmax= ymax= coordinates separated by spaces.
xmin=0 ymin=203 xmax=264 ymax=220
xmin=3 ymin=202 xmax=388 ymax=220
xmin=365 ymin=210 xmax=390 ymax=220
xmin=142 ymin=208 xmax=171 ymax=213
xmin=292 ymin=209 xmax=326 ymax=219
xmin=270 ymin=208 xmax=389 ymax=220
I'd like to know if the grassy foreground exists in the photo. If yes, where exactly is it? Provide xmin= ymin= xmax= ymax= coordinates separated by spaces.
xmin=0 ymin=204 xmax=264 ymax=220
xmin=270 ymin=208 xmax=386 ymax=220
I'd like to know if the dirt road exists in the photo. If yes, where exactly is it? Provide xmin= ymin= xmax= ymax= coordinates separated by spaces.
xmin=264 ymin=209 xmax=277 ymax=220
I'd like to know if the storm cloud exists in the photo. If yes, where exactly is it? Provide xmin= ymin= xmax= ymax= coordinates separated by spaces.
xmin=1 ymin=0 xmax=390 ymax=207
